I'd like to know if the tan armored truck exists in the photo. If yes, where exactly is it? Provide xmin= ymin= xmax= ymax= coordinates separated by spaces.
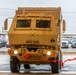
xmin=4 ymin=7 xmax=66 ymax=73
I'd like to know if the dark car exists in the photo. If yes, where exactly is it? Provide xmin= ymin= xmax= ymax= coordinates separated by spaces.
xmin=0 ymin=38 xmax=7 ymax=47
xmin=0 ymin=41 xmax=3 ymax=48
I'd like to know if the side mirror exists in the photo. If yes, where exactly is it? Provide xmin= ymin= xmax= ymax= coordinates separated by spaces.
xmin=4 ymin=19 xmax=8 ymax=30
xmin=63 ymin=20 xmax=66 ymax=32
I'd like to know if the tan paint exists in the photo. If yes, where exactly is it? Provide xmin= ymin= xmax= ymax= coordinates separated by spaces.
xmin=5 ymin=7 xmax=65 ymax=64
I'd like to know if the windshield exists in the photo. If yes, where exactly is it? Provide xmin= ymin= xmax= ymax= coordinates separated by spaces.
xmin=16 ymin=20 xmax=31 ymax=28
xmin=36 ymin=20 xmax=51 ymax=28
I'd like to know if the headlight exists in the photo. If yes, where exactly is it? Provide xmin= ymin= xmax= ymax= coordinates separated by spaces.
xmin=47 ymin=51 xmax=51 ymax=55
xmin=14 ymin=50 xmax=18 ymax=54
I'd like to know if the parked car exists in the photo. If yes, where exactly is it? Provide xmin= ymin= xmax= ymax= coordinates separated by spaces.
xmin=0 ymin=41 xmax=3 ymax=48
xmin=68 ymin=38 xmax=73 ymax=44
xmin=71 ymin=39 xmax=76 ymax=48
xmin=0 ymin=38 xmax=7 ymax=47
xmin=61 ymin=38 xmax=69 ymax=48
xmin=61 ymin=41 xmax=69 ymax=48
xmin=5 ymin=41 xmax=10 ymax=48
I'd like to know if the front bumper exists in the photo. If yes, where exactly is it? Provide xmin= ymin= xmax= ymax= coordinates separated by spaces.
xmin=8 ymin=48 xmax=58 ymax=64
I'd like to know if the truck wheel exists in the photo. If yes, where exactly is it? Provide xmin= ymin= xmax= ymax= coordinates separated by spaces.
xmin=51 ymin=61 xmax=59 ymax=73
xmin=10 ymin=56 xmax=20 ymax=73
xmin=51 ymin=54 xmax=60 ymax=73
xmin=24 ymin=64 xmax=30 ymax=69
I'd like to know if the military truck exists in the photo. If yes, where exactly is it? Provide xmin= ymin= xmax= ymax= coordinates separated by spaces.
xmin=4 ymin=7 xmax=66 ymax=73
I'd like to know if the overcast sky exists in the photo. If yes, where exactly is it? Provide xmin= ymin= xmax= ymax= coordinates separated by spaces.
xmin=0 ymin=0 xmax=76 ymax=34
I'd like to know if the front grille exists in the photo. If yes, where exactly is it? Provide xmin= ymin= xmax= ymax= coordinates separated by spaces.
xmin=26 ymin=44 xmax=40 ymax=48
xmin=27 ymin=48 xmax=38 ymax=52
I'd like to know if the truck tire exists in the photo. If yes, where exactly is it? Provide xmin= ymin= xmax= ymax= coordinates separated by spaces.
xmin=10 ymin=56 xmax=20 ymax=73
xmin=51 ymin=61 xmax=59 ymax=73
xmin=51 ymin=53 xmax=60 ymax=73
xmin=24 ymin=64 xmax=30 ymax=69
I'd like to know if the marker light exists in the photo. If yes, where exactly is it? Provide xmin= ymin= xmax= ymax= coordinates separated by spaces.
xmin=14 ymin=50 xmax=18 ymax=54
xmin=47 ymin=51 xmax=51 ymax=55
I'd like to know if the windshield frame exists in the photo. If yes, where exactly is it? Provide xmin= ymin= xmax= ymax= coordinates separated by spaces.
xmin=15 ymin=17 xmax=52 ymax=30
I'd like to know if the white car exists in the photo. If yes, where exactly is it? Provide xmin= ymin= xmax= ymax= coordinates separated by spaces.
xmin=61 ymin=40 xmax=69 ymax=48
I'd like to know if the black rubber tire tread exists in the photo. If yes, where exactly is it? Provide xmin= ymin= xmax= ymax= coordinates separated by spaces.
xmin=24 ymin=64 xmax=30 ymax=69
xmin=10 ymin=56 xmax=20 ymax=73
xmin=51 ymin=61 xmax=59 ymax=73
xmin=51 ymin=50 xmax=61 ymax=73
